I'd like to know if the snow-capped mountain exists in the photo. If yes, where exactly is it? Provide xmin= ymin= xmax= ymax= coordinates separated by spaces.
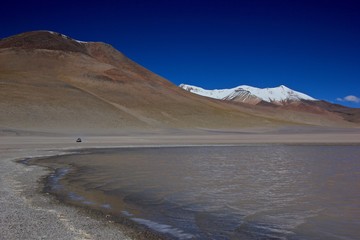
xmin=179 ymin=84 xmax=316 ymax=105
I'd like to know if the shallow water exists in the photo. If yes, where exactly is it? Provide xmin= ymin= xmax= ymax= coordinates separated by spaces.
xmin=33 ymin=145 xmax=360 ymax=239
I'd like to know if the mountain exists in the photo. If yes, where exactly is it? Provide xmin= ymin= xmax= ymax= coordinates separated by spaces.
xmin=180 ymin=84 xmax=360 ymax=124
xmin=179 ymin=84 xmax=316 ymax=105
xmin=0 ymin=31 xmax=358 ymax=134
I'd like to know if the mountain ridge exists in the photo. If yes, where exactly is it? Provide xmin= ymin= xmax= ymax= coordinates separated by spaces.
xmin=0 ymin=30 xmax=89 ymax=53
xmin=180 ymin=84 xmax=316 ymax=105
xmin=180 ymin=83 xmax=360 ymax=123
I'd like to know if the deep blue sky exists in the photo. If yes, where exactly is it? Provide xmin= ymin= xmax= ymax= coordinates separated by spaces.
xmin=1 ymin=0 xmax=359 ymax=107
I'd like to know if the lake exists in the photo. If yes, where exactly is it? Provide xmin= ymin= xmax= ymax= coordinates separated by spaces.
xmin=32 ymin=145 xmax=360 ymax=239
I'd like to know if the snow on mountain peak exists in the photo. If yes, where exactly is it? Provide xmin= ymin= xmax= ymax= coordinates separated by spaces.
xmin=179 ymin=84 xmax=316 ymax=105
xmin=47 ymin=31 xmax=87 ymax=43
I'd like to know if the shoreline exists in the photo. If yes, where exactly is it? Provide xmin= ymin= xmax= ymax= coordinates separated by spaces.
xmin=0 ymin=148 xmax=138 ymax=240
xmin=20 ymin=151 xmax=175 ymax=240
xmin=1 ymin=131 xmax=360 ymax=239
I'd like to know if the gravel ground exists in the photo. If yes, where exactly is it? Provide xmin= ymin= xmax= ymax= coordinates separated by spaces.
xmin=0 ymin=147 xmax=134 ymax=240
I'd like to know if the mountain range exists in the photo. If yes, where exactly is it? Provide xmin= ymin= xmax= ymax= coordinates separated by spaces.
xmin=0 ymin=31 xmax=359 ymax=134
xmin=180 ymin=84 xmax=360 ymax=123
xmin=179 ymin=84 xmax=316 ymax=105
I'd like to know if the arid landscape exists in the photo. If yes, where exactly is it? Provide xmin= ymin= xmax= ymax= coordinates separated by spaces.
xmin=1 ymin=31 xmax=359 ymax=136
xmin=1 ymin=30 xmax=360 ymax=240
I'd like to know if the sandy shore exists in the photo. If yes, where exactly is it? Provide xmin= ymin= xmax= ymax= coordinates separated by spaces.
xmin=1 ymin=130 xmax=360 ymax=239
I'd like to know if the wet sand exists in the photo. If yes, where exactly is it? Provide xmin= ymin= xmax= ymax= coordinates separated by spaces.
xmin=1 ymin=128 xmax=360 ymax=239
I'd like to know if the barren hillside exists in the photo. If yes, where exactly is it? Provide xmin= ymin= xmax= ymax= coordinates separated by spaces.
xmin=0 ymin=31 xmax=357 ymax=134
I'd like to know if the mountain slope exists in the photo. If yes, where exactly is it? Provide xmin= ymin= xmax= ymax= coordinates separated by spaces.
xmin=0 ymin=31 xmax=357 ymax=133
xmin=179 ymin=84 xmax=316 ymax=105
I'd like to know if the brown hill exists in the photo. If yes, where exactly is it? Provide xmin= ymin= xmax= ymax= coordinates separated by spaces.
xmin=258 ymin=100 xmax=360 ymax=124
xmin=298 ymin=100 xmax=360 ymax=123
xmin=0 ymin=31 xmax=357 ymax=134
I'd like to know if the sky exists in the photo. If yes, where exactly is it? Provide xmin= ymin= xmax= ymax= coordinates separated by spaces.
xmin=1 ymin=0 xmax=359 ymax=107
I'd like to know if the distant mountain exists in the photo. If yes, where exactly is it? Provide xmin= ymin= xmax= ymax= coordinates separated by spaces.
xmin=180 ymin=84 xmax=360 ymax=123
xmin=179 ymin=84 xmax=316 ymax=105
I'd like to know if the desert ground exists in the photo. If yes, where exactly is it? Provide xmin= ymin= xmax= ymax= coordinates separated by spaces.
xmin=1 ymin=127 xmax=360 ymax=239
